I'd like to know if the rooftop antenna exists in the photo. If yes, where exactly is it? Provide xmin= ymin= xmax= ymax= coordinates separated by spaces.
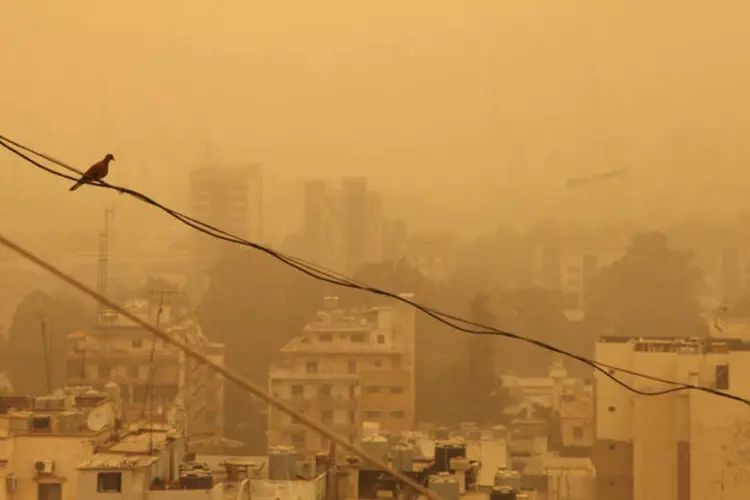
xmin=97 ymin=208 xmax=115 ymax=321
xmin=39 ymin=296 xmax=52 ymax=394
xmin=144 ymin=287 xmax=177 ymax=455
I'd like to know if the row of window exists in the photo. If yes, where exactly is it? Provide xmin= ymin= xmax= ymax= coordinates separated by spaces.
xmin=363 ymin=410 xmax=405 ymax=419
xmin=315 ymin=333 xmax=388 ymax=344
xmin=289 ymin=384 xmax=405 ymax=397
xmin=304 ymin=358 xmax=397 ymax=374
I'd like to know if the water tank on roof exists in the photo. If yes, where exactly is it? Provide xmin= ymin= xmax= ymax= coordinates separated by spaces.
xmin=360 ymin=435 xmax=389 ymax=465
xmin=391 ymin=443 xmax=414 ymax=472
xmin=428 ymin=473 xmax=460 ymax=500
xmin=490 ymin=486 xmax=518 ymax=500
xmin=434 ymin=441 xmax=467 ymax=473
xmin=104 ymin=382 xmax=121 ymax=405
xmin=268 ymin=446 xmax=297 ymax=480
xmin=495 ymin=469 xmax=521 ymax=489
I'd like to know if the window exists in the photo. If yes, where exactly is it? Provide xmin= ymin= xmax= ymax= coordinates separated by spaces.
xmin=373 ymin=360 xmax=383 ymax=368
xmin=376 ymin=334 xmax=386 ymax=344
xmin=363 ymin=411 xmax=381 ymax=419
xmin=573 ymin=426 xmax=584 ymax=440
xmin=291 ymin=385 xmax=304 ymax=399
xmin=319 ymin=385 xmax=333 ymax=397
xmin=97 ymin=472 xmax=122 ymax=493
xmin=132 ymin=339 xmax=143 ymax=348
xmin=321 ymin=410 xmax=333 ymax=425
xmin=351 ymin=333 xmax=366 ymax=343
xmin=716 ymin=364 xmax=730 ymax=390
xmin=319 ymin=334 xmax=332 ymax=342
xmin=390 ymin=411 xmax=405 ymax=419
xmin=365 ymin=386 xmax=379 ymax=394
xmin=306 ymin=361 xmax=319 ymax=374
xmin=348 ymin=361 xmax=357 ymax=374
xmin=31 ymin=416 xmax=51 ymax=432
xmin=390 ymin=387 xmax=404 ymax=394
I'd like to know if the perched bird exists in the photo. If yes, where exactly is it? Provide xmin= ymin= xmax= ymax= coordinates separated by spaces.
xmin=69 ymin=153 xmax=115 ymax=191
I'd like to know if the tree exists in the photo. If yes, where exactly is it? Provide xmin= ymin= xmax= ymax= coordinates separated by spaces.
xmin=586 ymin=231 xmax=706 ymax=337
xmin=198 ymin=246 xmax=324 ymax=452
xmin=3 ymin=291 xmax=91 ymax=395
xmin=492 ymin=287 xmax=573 ymax=377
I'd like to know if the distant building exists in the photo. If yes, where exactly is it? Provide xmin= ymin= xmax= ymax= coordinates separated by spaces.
xmin=595 ymin=335 xmax=750 ymax=500
xmin=532 ymin=236 xmax=627 ymax=309
xmin=189 ymin=166 xmax=263 ymax=274
xmin=402 ymin=232 xmax=458 ymax=283
xmin=64 ymin=300 xmax=225 ymax=444
xmin=267 ymin=295 xmax=416 ymax=454
xmin=301 ymin=177 xmax=387 ymax=274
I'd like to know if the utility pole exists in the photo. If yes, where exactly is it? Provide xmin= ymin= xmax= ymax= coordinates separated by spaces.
xmin=97 ymin=208 xmax=115 ymax=320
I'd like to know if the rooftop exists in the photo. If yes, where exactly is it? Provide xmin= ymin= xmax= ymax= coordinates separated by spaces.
xmin=77 ymin=453 xmax=158 ymax=470
xmin=598 ymin=335 xmax=750 ymax=352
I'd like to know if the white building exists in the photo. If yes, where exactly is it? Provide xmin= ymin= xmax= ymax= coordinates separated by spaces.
xmin=595 ymin=335 xmax=750 ymax=500
xmin=268 ymin=296 xmax=416 ymax=454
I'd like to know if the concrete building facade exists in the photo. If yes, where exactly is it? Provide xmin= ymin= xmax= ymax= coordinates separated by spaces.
xmin=267 ymin=295 xmax=416 ymax=454
xmin=595 ymin=335 xmax=750 ymax=500
xmin=65 ymin=301 xmax=225 ymax=443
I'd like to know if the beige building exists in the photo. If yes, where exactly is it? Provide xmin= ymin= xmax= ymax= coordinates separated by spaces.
xmin=0 ymin=389 xmax=120 ymax=500
xmin=267 ymin=295 xmax=416 ymax=454
xmin=559 ymin=380 xmax=594 ymax=455
xmin=65 ymin=300 xmax=225 ymax=443
xmin=595 ymin=335 xmax=750 ymax=500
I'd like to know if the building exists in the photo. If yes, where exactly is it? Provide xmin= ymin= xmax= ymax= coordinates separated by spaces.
xmin=0 ymin=388 xmax=121 ymax=500
xmin=558 ymin=381 xmax=594 ymax=457
xmin=403 ymin=232 xmax=459 ymax=283
xmin=532 ymin=236 xmax=626 ymax=309
xmin=300 ymin=177 xmax=387 ymax=275
xmin=595 ymin=335 xmax=750 ymax=500
xmin=189 ymin=166 xmax=263 ymax=274
xmin=267 ymin=295 xmax=416 ymax=454
xmin=65 ymin=300 xmax=225 ymax=445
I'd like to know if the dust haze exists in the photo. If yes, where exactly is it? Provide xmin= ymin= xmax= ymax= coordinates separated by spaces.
xmin=2 ymin=2 xmax=750 ymax=499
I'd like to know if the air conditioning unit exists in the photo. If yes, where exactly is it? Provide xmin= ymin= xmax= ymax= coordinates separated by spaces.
xmin=34 ymin=460 xmax=55 ymax=474
xmin=5 ymin=473 xmax=18 ymax=492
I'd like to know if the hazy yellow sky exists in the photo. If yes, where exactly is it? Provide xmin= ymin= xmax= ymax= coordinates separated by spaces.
xmin=2 ymin=1 xmax=750 ymax=241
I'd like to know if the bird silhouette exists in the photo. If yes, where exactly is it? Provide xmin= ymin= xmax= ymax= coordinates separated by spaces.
xmin=69 ymin=153 xmax=115 ymax=191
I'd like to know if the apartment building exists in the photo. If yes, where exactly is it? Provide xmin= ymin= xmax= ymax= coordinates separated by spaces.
xmin=268 ymin=295 xmax=416 ymax=454
xmin=301 ymin=177 xmax=387 ymax=275
xmin=595 ymin=335 xmax=750 ymax=500
xmin=64 ymin=300 xmax=225 ymax=441
xmin=190 ymin=165 xmax=263 ymax=274
xmin=533 ymin=238 xmax=626 ymax=309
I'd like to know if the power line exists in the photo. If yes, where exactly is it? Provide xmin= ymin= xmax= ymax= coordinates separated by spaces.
xmin=0 ymin=231 xmax=440 ymax=500
xmin=0 ymin=134 xmax=747 ymax=406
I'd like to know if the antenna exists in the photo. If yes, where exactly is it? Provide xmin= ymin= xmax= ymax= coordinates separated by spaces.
xmin=39 ymin=296 xmax=52 ymax=394
xmin=97 ymin=208 xmax=115 ymax=320
xmin=144 ymin=286 xmax=178 ymax=455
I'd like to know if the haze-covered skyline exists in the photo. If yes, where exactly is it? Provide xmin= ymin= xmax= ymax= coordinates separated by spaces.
xmin=3 ymin=1 xmax=750 ymax=244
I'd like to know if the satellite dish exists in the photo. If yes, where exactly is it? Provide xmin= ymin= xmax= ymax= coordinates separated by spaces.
xmin=87 ymin=405 xmax=114 ymax=432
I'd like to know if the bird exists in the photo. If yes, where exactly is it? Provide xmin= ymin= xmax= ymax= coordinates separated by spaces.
xmin=69 ymin=153 xmax=115 ymax=191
